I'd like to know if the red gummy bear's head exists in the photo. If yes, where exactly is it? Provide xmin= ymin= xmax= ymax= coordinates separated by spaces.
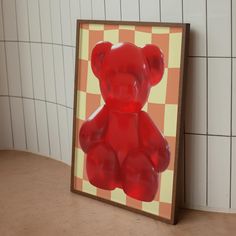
xmin=91 ymin=42 xmax=164 ymax=113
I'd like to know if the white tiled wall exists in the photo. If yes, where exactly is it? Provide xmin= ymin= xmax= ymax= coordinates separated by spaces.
xmin=0 ymin=0 xmax=235 ymax=213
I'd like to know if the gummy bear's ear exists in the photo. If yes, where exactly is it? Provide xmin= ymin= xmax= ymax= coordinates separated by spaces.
xmin=142 ymin=44 xmax=164 ymax=86
xmin=91 ymin=41 xmax=112 ymax=79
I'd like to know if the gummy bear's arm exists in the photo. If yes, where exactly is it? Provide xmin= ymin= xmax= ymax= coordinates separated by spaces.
xmin=79 ymin=105 xmax=109 ymax=153
xmin=138 ymin=111 xmax=170 ymax=172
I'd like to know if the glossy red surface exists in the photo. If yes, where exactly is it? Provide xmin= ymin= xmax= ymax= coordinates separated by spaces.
xmin=79 ymin=42 xmax=170 ymax=202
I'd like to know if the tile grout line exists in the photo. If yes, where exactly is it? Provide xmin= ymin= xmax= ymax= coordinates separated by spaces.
xmin=68 ymin=0 xmax=73 ymax=47
xmin=91 ymin=0 xmax=93 ymax=19
xmin=0 ymin=94 xmax=73 ymax=109
xmin=138 ymin=0 xmax=141 ymax=21
xmin=185 ymin=132 xmax=236 ymax=137
xmin=26 ymin=0 xmax=39 ymax=153
xmin=229 ymin=0 xmax=233 ymax=209
xmin=78 ymin=0 xmax=81 ymax=18
xmin=159 ymin=0 xmax=162 ymax=22
xmin=15 ymin=0 xmax=28 ymax=150
xmin=59 ymin=0 xmax=69 ymax=112
xmin=189 ymin=55 xmax=235 ymax=59
xmin=104 ymin=0 xmax=106 ymax=20
xmin=59 ymin=0 xmax=70 ymax=162
xmin=67 ymin=0 xmax=74 ymax=160
xmin=120 ymin=0 xmax=122 ymax=21
xmin=1 ymin=0 xmax=15 ymax=149
xmin=49 ymin=0 xmax=62 ymax=161
xmin=205 ymin=0 xmax=209 ymax=207
xmin=0 ymin=39 xmax=76 ymax=48
xmin=38 ymin=0 xmax=51 ymax=157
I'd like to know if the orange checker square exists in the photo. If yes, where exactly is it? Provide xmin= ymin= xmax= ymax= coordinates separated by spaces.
xmin=166 ymin=68 xmax=180 ymax=104
xmin=97 ymin=188 xmax=111 ymax=200
xmin=85 ymin=93 xmax=102 ymax=119
xmin=170 ymin=27 xmax=183 ymax=33
xmin=78 ymin=59 xmax=88 ymax=91
xmin=159 ymin=202 xmax=172 ymax=220
xmin=135 ymin=25 xmax=152 ymax=33
xmin=147 ymin=103 xmax=165 ymax=133
xmin=165 ymin=137 xmax=176 ymax=170
xmin=119 ymin=29 xmax=135 ymax=43
xmin=154 ymin=174 xmax=162 ymax=201
xmin=74 ymin=177 xmax=83 ymax=191
xmin=75 ymin=118 xmax=84 ymax=148
xmin=152 ymin=34 xmax=169 ymax=67
xmin=88 ymin=30 xmax=104 ymax=60
xmin=126 ymin=196 xmax=142 ymax=210
xmin=81 ymin=23 xmax=89 ymax=29
xmin=104 ymin=24 xmax=119 ymax=30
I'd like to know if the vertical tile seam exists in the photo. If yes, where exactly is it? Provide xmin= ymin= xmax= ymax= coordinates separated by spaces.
xmin=0 ymin=0 xmax=14 ymax=148
xmin=14 ymin=0 xmax=28 ymax=150
xmin=120 ymin=0 xmax=122 ymax=21
xmin=38 ymin=0 xmax=51 ymax=156
xmin=229 ymin=0 xmax=233 ymax=209
xmin=26 ymin=0 xmax=39 ymax=152
xmin=206 ymin=0 xmax=209 ymax=207
xmin=78 ymin=0 xmax=81 ymax=18
xmin=91 ymin=0 xmax=93 ymax=19
xmin=138 ymin=0 xmax=141 ymax=21
xmin=49 ymin=0 xmax=62 ymax=161
xmin=59 ymin=0 xmax=70 ymax=162
xmin=68 ymin=0 xmax=73 ymax=45
xmin=104 ymin=0 xmax=106 ymax=20
xmin=159 ymin=0 xmax=162 ymax=22
xmin=59 ymin=0 xmax=68 ymax=107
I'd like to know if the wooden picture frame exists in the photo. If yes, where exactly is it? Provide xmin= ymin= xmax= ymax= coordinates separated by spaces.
xmin=71 ymin=20 xmax=189 ymax=224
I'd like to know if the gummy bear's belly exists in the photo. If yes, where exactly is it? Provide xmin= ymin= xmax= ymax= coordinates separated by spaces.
xmin=105 ymin=111 xmax=139 ymax=166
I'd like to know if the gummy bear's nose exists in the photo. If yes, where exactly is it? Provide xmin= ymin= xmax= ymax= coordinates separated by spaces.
xmin=109 ymin=73 xmax=139 ymax=101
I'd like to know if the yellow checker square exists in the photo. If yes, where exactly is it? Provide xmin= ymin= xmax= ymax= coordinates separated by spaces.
xmin=134 ymin=31 xmax=152 ymax=47
xmin=100 ymin=97 xmax=105 ymax=106
xmin=75 ymin=148 xmax=85 ymax=178
xmin=164 ymin=104 xmax=178 ymax=136
xmin=152 ymin=26 xmax=170 ymax=34
xmin=142 ymin=102 xmax=148 ymax=112
xmin=168 ymin=33 xmax=182 ymax=68
xmin=142 ymin=201 xmax=160 ymax=215
xmin=119 ymin=25 xmax=135 ymax=30
xmin=160 ymin=171 xmax=174 ymax=203
xmin=82 ymin=180 xmax=97 ymax=195
xmin=104 ymin=30 xmax=119 ymax=44
xmin=148 ymin=68 xmax=168 ymax=104
xmin=87 ymin=61 xmax=100 ymax=94
xmin=111 ymin=188 xmax=126 ymax=205
xmin=77 ymin=91 xmax=86 ymax=120
xmin=89 ymin=24 xmax=104 ymax=31
xmin=79 ymin=29 xmax=89 ymax=60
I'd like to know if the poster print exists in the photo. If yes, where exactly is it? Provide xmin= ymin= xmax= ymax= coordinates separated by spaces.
xmin=71 ymin=20 xmax=189 ymax=224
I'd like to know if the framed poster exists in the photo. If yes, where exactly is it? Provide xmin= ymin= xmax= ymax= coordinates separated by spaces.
xmin=71 ymin=20 xmax=189 ymax=224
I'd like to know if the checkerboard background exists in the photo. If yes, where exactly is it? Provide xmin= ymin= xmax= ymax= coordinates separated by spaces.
xmin=73 ymin=23 xmax=183 ymax=220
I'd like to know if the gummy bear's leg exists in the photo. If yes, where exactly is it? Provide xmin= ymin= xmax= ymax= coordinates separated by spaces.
xmin=121 ymin=150 xmax=158 ymax=202
xmin=86 ymin=142 xmax=120 ymax=190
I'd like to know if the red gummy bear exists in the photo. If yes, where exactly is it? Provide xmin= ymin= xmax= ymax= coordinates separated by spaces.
xmin=79 ymin=42 xmax=170 ymax=202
